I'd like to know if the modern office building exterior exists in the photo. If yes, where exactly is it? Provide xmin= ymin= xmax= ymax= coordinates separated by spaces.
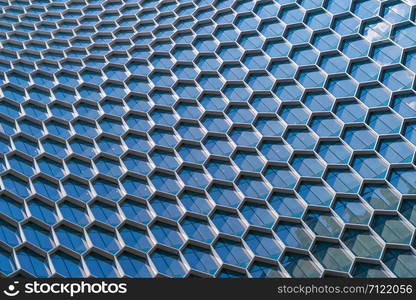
xmin=0 ymin=0 xmax=414 ymax=278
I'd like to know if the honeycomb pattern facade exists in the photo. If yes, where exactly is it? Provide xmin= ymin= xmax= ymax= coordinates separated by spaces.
xmin=0 ymin=0 xmax=414 ymax=278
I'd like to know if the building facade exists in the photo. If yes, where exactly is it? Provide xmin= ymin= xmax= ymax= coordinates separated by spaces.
xmin=0 ymin=0 xmax=414 ymax=278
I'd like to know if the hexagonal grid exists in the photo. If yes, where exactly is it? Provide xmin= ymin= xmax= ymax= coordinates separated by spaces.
xmin=0 ymin=0 xmax=414 ymax=278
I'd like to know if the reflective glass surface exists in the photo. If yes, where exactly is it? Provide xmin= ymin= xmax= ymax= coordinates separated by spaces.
xmin=0 ymin=0 xmax=414 ymax=278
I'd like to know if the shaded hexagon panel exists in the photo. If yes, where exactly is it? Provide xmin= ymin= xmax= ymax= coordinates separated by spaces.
xmin=0 ymin=0 xmax=414 ymax=278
